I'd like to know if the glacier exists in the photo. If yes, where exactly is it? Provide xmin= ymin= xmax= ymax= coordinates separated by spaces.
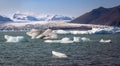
xmin=53 ymin=27 xmax=120 ymax=34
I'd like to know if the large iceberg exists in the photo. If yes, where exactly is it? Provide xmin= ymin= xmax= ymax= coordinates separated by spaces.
xmin=36 ymin=29 xmax=58 ymax=39
xmin=26 ymin=29 xmax=42 ymax=39
xmin=26 ymin=29 xmax=58 ymax=39
xmin=4 ymin=35 xmax=28 ymax=43
xmin=52 ymin=51 xmax=68 ymax=58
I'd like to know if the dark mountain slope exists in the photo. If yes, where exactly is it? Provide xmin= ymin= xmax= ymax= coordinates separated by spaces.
xmin=0 ymin=15 xmax=12 ymax=22
xmin=70 ymin=5 xmax=120 ymax=27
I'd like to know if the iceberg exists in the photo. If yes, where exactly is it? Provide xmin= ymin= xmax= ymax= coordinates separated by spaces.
xmin=44 ymin=37 xmax=90 ymax=43
xmin=4 ymin=35 xmax=28 ymax=43
xmin=52 ymin=51 xmax=68 ymax=58
xmin=36 ymin=29 xmax=58 ymax=39
xmin=81 ymin=37 xmax=90 ymax=42
xmin=60 ymin=37 xmax=74 ymax=43
xmin=44 ymin=40 xmax=60 ymax=43
xmin=44 ymin=37 xmax=73 ymax=43
xmin=73 ymin=37 xmax=81 ymax=42
xmin=53 ymin=30 xmax=69 ymax=34
xmin=26 ymin=29 xmax=58 ymax=39
xmin=70 ymin=31 xmax=89 ymax=34
xmin=99 ymin=39 xmax=112 ymax=43
xmin=26 ymin=29 xmax=42 ymax=39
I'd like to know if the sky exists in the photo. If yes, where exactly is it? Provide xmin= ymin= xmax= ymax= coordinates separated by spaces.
xmin=0 ymin=0 xmax=120 ymax=18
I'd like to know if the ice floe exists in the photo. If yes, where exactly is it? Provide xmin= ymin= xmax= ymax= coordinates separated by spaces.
xmin=44 ymin=37 xmax=73 ymax=43
xmin=73 ymin=37 xmax=81 ymax=42
xmin=81 ymin=37 xmax=90 ymax=42
xmin=99 ymin=39 xmax=112 ymax=43
xmin=53 ymin=30 xmax=69 ymax=34
xmin=4 ymin=35 xmax=28 ymax=43
xmin=44 ymin=37 xmax=90 ymax=43
xmin=52 ymin=51 xmax=68 ymax=58
xmin=60 ymin=37 xmax=74 ymax=43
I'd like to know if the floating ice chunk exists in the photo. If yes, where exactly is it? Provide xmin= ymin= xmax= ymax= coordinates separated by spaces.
xmin=53 ymin=30 xmax=69 ymax=34
xmin=44 ymin=40 xmax=60 ymax=43
xmin=26 ymin=29 xmax=58 ymax=39
xmin=99 ymin=39 xmax=111 ymax=43
xmin=44 ymin=37 xmax=91 ymax=43
xmin=26 ymin=29 xmax=42 ymax=39
xmin=36 ymin=29 xmax=52 ymax=38
xmin=44 ymin=37 xmax=73 ymax=43
xmin=73 ymin=37 xmax=81 ymax=42
xmin=52 ymin=51 xmax=68 ymax=58
xmin=61 ymin=37 xmax=70 ymax=41
xmin=60 ymin=37 xmax=73 ymax=43
xmin=36 ymin=29 xmax=58 ymax=39
xmin=4 ymin=35 xmax=28 ymax=43
xmin=81 ymin=37 xmax=90 ymax=42
xmin=70 ymin=31 xmax=89 ymax=34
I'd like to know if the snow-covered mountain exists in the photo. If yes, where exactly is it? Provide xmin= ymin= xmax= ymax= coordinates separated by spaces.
xmin=0 ymin=15 xmax=12 ymax=22
xmin=12 ymin=12 xmax=74 ymax=21
xmin=13 ymin=13 xmax=39 ymax=21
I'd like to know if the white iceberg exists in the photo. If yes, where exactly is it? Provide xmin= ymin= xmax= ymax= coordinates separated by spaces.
xmin=73 ymin=37 xmax=81 ymax=42
xmin=99 ymin=39 xmax=112 ymax=43
xmin=60 ymin=37 xmax=74 ymax=43
xmin=52 ymin=51 xmax=68 ymax=58
xmin=44 ymin=37 xmax=90 ymax=43
xmin=44 ymin=37 xmax=73 ymax=43
xmin=4 ymin=35 xmax=28 ymax=43
xmin=26 ymin=29 xmax=42 ymax=39
xmin=44 ymin=40 xmax=60 ymax=43
xmin=26 ymin=29 xmax=58 ymax=39
xmin=81 ymin=37 xmax=90 ymax=42
xmin=36 ymin=29 xmax=58 ymax=39
xmin=70 ymin=31 xmax=89 ymax=34
xmin=53 ymin=30 xmax=69 ymax=34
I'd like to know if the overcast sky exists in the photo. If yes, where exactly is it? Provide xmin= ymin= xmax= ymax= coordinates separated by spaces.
xmin=0 ymin=0 xmax=120 ymax=17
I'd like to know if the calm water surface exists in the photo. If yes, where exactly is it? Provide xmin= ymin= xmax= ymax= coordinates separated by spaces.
xmin=0 ymin=31 xmax=120 ymax=66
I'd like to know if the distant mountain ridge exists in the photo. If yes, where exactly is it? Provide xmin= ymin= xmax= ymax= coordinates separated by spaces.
xmin=13 ymin=12 xmax=74 ymax=21
xmin=0 ymin=15 xmax=12 ymax=22
xmin=70 ymin=5 xmax=120 ymax=27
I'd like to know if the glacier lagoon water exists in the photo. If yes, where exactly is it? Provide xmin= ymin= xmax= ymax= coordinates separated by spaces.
xmin=0 ymin=31 xmax=120 ymax=66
